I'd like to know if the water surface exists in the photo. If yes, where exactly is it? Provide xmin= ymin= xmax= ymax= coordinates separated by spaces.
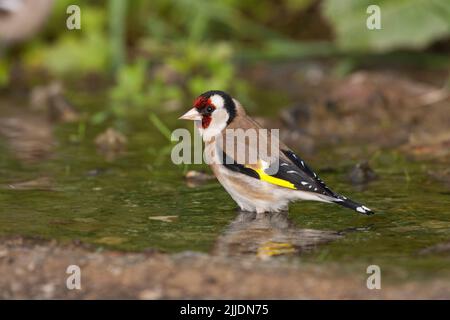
xmin=0 ymin=95 xmax=449 ymax=281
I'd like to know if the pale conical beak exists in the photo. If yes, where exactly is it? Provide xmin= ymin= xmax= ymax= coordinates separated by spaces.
xmin=179 ymin=108 xmax=202 ymax=121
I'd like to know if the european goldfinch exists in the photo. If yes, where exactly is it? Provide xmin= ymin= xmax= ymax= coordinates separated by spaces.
xmin=179 ymin=90 xmax=374 ymax=215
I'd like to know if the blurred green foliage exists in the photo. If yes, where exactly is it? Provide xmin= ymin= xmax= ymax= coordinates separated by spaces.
xmin=323 ymin=0 xmax=450 ymax=52
xmin=2 ymin=0 xmax=449 ymax=124
xmin=0 ymin=60 xmax=9 ymax=87
xmin=25 ymin=6 xmax=108 ymax=74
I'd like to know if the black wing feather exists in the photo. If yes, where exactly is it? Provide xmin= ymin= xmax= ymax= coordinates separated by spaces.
xmin=281 ymin=150 xmax=338 ymax=197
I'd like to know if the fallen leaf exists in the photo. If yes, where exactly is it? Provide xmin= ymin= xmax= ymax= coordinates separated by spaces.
xmin=148 ymin=215 xmax=178 ymax=223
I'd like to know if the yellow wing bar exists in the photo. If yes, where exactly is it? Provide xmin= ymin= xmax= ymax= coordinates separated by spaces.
xmin=253 ymin=168 xmax=297 ymax=190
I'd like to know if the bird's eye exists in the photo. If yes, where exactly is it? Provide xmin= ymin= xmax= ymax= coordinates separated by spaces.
xmin=206 ymin=106 xmax=214 ymax=113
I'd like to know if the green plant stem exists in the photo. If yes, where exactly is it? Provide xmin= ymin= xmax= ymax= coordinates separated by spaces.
xmin=109 ymin=0 xmax=127 ymax=74
xmin=149 ymin=113 xmax=172 ymax=142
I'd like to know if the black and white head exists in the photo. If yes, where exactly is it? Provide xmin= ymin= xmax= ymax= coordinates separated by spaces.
xmin=179 ymin=90 xmax=236 ymax=141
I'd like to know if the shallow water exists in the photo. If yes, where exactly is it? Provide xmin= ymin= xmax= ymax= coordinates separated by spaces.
xmin=0 ymin=96 xmax=449 ymax=280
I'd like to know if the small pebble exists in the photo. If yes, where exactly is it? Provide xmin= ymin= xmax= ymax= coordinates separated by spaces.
xmin=185 ymin=170 xmax=215 ymax=187
xmin=138 ymin=288 xmax=163 ymax=300
xmin=347 ymin=161 xmax=377 ymax=185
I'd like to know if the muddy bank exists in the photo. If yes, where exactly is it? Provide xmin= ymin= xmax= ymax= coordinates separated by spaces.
xmin=1 ymin=237 xmax=448 ymax=299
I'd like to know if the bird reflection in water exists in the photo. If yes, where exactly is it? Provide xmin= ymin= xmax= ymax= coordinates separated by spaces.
xmin=213 ymin=211 xmax=344 ymax=259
